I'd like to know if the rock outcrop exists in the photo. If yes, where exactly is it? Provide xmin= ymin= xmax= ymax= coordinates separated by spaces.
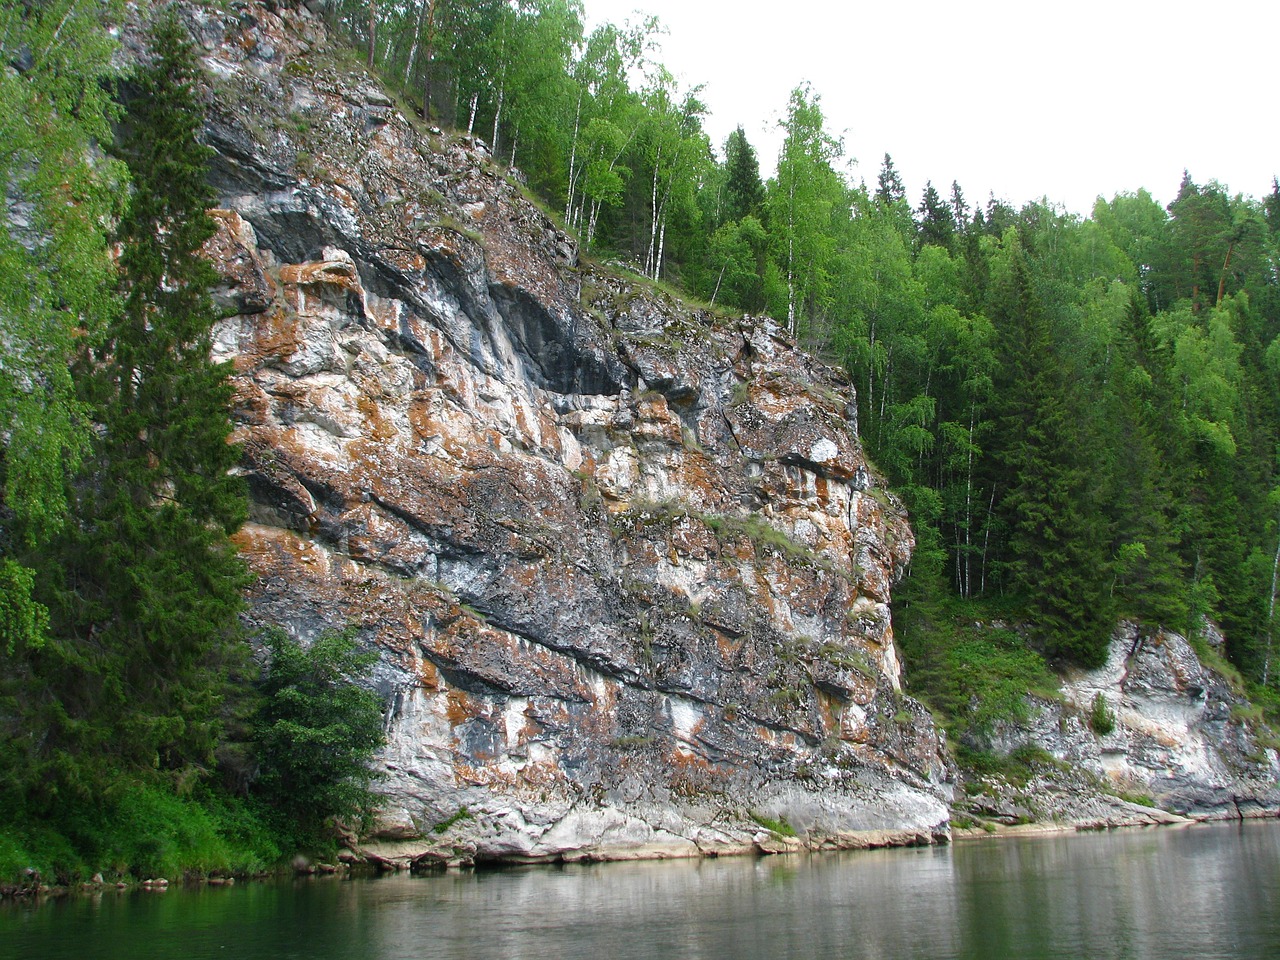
xmin=961 ymin=623 xmax=1280 ymax=828
xmin=182 ymin=0 xmax=951 ymax=863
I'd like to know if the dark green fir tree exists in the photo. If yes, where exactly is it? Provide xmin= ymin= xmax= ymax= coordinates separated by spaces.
xmin=722 ymin=125 xmax=765 ymax=225
xmin=917 ymin=180 xmax=955 ymax=252
xmin=28 ymin=6 xmax=249 ymax=796
xmin=1102 ymin=289 xmax=1187 ymax=628
xmin=988 ymin=234 xmax=1114 ymax=666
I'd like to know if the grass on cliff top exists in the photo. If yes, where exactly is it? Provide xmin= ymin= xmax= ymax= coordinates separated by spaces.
xmin=895 ymin=593 xmax=1061 ymax=740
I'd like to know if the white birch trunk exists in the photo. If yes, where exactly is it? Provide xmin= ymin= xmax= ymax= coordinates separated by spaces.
xmin=565 ymin=90 xmax=583 ymax=221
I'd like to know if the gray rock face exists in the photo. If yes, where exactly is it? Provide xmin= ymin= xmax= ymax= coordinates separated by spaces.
xmin=184 ymin=0 xmax=951 ymax=863
xmin=971 ymin=623 xmax=1280 ymax=825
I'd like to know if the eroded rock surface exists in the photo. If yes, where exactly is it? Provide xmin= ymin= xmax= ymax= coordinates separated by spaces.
xmin=184 ymin=0 xmax=951 ymax=863
xmin=965 ymin=623 xmax=1280 ymax=827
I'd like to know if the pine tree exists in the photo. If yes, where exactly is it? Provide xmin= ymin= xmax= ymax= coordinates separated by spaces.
xmin=722 ymin=125 xmax=765 ymax=225
xmin=987 ymin=233 xmax=1113 ymax=665
xmin=30 ymin=8 xmax=249 ymax=793
xmin=917 ymin=181 xmax=955 ymax=251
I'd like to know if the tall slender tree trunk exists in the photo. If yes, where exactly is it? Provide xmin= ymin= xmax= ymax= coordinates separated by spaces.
xmin=1216 ymin=240 xmax=1237 ymax=307
xmin=565 ymin=90 xmax=583 ymax=221
xmin=962 ymin=409 xmax=976 ymax=599
xmin=403 ymin=0 xmax=428 ymax=86
xmin=786 ymin=174 xmax=796 ymax=336
xmin=865 ymin=316 xmax=877 ymax=442
xmin=491 ymin=84 xmax=504 ymax=155
xmin=655 ymin=220 xmax=666 ymax=281
xmin=587 ymin=200 xmax=600 ymax=246
xmin=1265 ymin=522 xmax=1280 ymax=687
xmin=490 ymin=27 xmax=507 ymax=155
xmin=878 ymin=345 xmax=892 ymax=428
xmin=710 ymin=263 xmax=726 ymax=307
xmin=418 ymin=0 xmax=439 ymax=118
xmin=646 ymin=155 xmax=661 ymax=278
xmin=367 ymin=0 xmax=377 ymax=69
xmin=980 ymin=484 xmax=997 ymax=596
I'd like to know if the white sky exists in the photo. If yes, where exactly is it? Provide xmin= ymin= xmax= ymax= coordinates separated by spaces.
xmin=582 ymin=0 xmax=1279 ymax=218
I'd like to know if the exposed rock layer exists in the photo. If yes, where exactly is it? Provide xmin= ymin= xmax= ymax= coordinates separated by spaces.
xmin=962 ymin=623 xmax=1280 ymax=828
xmin=186 ymin=0 xmax=951 ymax=863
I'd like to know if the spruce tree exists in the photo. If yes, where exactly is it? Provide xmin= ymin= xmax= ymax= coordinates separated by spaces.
xmin=722 ymin=125 xmax=765 ymax=225
xmin=988 ymin=233 xmax=1113 ymax=665
xmin=32 ymin=7 xmax=249 ymax=793
xmin=1103 ymin=289 xmax=1187 ymax=627
xmin=917 ymin=181 xmax=955 ymax=252
xmin=875 ymin=153 xmax=905 ymax=207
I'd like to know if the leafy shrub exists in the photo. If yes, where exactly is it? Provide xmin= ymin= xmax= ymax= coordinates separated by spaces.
xmin=1089 ymin=693 xmax=1116 ymax=736
xmin=0 ymin=785 xmax=281 ymax=885
xmin=252 ymin=627 xmax=386 ymax=842
xmin=896 ymin=598 xmax=1060 ymax=739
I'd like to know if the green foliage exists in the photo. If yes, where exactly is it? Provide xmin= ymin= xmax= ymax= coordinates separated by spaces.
xmin=2 ymin=0 xmax=1279 ymax=881
xmin=338 ymin=3 xmax=1280 ymax=687
xmin=0 ymin=1 xmax=124 ymax=545
xmin=10 ymin=8 xmax=251 ymax=797
xmin=722 ymin=126 xmax=765 ymax=225
xmin=0 ymin=785 xmax=281 ymax=885
xmin=339 ymin=9 xmax=1275 ymax=683
xmin=0 ymin=559 xmax=48 ymax=655
xmin=748 ymin=811 xmax=797 ymax=837
xmin=1089 ymin=693 xmax=1116 ymax=736
xmin=252 ymin=628 xmax=387 ymax=840
xmin=897 ymin=598 xmax=1061 ymax=739
xmin=768 ymin=84 xmax=848 ymax=341
xmin=432 ymin=806 xmax=474 ymax=834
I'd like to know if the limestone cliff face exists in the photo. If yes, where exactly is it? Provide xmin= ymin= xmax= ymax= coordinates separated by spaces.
xmin=963 ymin=623 xmax=1280 ymax=828
xmin=183 ymin=1 xmax=951 ymax=863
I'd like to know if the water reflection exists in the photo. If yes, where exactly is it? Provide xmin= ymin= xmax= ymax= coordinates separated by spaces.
xmin=3 ymin=821 xmax=1277 ymax=960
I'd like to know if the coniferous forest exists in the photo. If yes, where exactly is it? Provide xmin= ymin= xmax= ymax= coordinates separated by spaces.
xmin=2 ymin=0 xmax=1279 ymax=885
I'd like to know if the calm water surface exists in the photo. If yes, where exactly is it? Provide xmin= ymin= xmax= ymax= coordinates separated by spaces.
xmin=4 ymin=820 xmax=1278 ymax=960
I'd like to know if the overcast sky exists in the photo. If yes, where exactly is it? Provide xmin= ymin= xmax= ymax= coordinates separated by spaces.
xmin=583 ymin=0 xmax=1279 ymax=218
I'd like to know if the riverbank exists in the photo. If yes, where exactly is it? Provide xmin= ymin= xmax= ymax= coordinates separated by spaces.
xmin=7 ymin=820 xmax=1280 ymax=960
xmin=12 ymin=798 xmax=1280 ymax=902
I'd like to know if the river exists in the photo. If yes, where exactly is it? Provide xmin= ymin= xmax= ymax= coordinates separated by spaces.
xmin=4 ymin=821 xmax=1278 ymax=959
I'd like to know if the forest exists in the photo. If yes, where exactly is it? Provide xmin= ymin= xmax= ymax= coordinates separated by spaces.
xmin=1 ymin=0 xmax=1278 ymax=884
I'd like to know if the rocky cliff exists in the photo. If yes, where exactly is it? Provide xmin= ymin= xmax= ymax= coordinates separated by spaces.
xmin=168 ymin=0 xmax=1278 ymax=859
xmin=958 ymin=622 xmax=1280 ymax=830
xmin=182 ymin=0 xmax=952 ymax=864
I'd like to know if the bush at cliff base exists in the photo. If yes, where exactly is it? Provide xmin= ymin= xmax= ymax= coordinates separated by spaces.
xmin=0 ymin=785 xmax=283 ymax=886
